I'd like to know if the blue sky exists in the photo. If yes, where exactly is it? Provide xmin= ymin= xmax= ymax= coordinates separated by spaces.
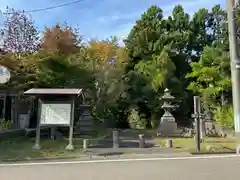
xmin=0 ymin=0 xmax=225 ymax=41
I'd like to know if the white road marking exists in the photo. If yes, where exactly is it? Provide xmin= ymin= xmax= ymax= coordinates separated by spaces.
xmin=0 ymin=154 xmax=240 ymax=167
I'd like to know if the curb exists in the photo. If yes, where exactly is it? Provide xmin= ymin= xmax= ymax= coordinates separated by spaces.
xmin=191 ymin=151 xmax=236 ymax=155
xmin=0 ymin=152 xmax=191 ymax=163
xmin=1 ymin=156 xmax=80 ymax=163
xmin=1 ymin=151 xmax=237 ymax=163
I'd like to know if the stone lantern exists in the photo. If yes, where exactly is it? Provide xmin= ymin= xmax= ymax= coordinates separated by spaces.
xmin=75 ymin=105 xmax=93 ymax=135
xmin=158 ymin=88 xmax=178 ymax=136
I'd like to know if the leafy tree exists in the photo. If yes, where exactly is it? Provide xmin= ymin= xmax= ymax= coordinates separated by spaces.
xmin=124 ymin=6 xmax=166 ymax=118
xmin=0 ymin=3 xmax=235 ymax=130
xmin=84 ymin=40 xmax=127 ymax=126
xmin=186 ymin=46 xmax=231 ymax=108
xmin=124 ymin=5 xmax=165 ymax=68
xmin=40 ymin=23 xmax=81 ymax=56
xmin=135 ymin=47 xmax=176 ymax=91
xmin=0 ymin=52 xmax=38 ymax=93
xmin=124 ymin=5 xmax=191 ymax=126
xmin=86 ymin=39 xmax=117 ymax=71
xmin=213 ymin=105 xmax=234 ymax=129
xmin=1 ymin=7 xmax=39 ymax=52
xmin=37 ymin=55 xmax=94 ymax=90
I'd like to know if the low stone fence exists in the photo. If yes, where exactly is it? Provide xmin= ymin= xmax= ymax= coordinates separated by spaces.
xmin=188 ymin=121 xmax=235 ymax=138
xmin=204 ymin=122 xmax=234 ymax=137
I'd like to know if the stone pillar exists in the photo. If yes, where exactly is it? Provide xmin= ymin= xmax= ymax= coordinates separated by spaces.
xmin=138 ymin=134 xmax=145 ymax=148
xmin=166 ymin=139 xmax=173 ymax=148
xmin=113 ymin=130 xmax=119 ymax=148
xmin=83 ymin=139 xmax=89 ymax=149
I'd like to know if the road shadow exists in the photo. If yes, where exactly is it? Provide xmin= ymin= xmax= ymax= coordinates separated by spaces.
xmin=90 ymin=139 xmax=155 ymax=148
xmin=191 ymin=151 xmax=236 ymax=155
xmin=97 ymin=152 xmax=124 ymax=156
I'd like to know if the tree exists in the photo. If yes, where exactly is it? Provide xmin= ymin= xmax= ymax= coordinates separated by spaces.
xmin=40 ymin=23 xmax=81 ymax=56
xmin=186 ymin=5 xmax=232 ymax=110
xmin=0 ymin=52 xmax=38 ymax=93
xmin=0 ymin=3 xmax=235 ymax=130
xmin=135 ymin=47 xmax=176 ymax=91
xmin=124 ymin=5 xmax=165 ymax=69
xmin=124 ymin=5 xmax=190 ymax=126
xmin=190 ymin=5 xmax=228 ymax=59
xmin=186 ymin=46 xmax=231 ymax=107
xmin=85 ymin=39 xmax=117 ymax=71
xmin=1 ymin=7 xmax=39 ymax=52
xmin=83 ymin=39 xmax=128 ymax=127
xmin=37 ymin=55 xmax=94 ymax=90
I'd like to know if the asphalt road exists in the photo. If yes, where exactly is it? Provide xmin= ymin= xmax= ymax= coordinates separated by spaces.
xmin=1 ymin=155 xmax=240 ymax=180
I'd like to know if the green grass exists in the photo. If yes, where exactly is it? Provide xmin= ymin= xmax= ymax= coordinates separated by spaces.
xmin=0 ymin=129 xmax=111 ymax=161
xmin=154 ymin=137 xmax=237 ymax=153
xmin=0 ymin=137 xmax=83 ymax=161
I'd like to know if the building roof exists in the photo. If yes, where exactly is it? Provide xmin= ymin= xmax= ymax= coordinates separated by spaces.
xmin=24 ymin=88 xmax=82 ymax=96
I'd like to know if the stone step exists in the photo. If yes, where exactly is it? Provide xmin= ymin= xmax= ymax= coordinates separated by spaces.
xmin=75 ymin=126 xmax=93 ymax=131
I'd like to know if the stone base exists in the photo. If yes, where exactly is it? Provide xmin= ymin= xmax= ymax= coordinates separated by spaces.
xmin=32 ymin=144 xmax=41 ymax=150
xmin=235 ymin=132 xmax=240 ymax=154
xmin=65 ymin=144 xmax=74 ymax=150
xmin=236 ymin=145 xmax=240 ymax=154
xmin=158 ymin=121 xmax=178 ymax=137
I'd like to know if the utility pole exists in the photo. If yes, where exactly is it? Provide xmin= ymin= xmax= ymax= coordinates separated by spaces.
xmin=226 ymin=0 xmax=240 ymax=153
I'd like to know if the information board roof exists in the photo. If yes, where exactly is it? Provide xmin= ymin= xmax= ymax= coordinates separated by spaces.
xmin=24 ymin=88 xmax=82 ymax=96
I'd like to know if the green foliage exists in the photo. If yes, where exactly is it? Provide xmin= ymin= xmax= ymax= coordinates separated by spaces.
xmin=213 ymin=106 xmax=234 ymax=129
xmin=186 ymin=46 xmax=231 ymax=106
xmin=123 ymin=4 xmax=194 ymax=124
xmin=135 ymin=47 xmax=176 ymax=91
xmin=150 ymin=115 xmax=158 ymax=129
xmin=0 ymin=3 xmax=236 ymax=130
xmin=127 ymin=108 xmax=147 ymax=129
xmin=124 ymin=5 xmax=165 ymax=61
xmin=0 ymin=53 xmax=38 ymax=93
xmin=37 ymin=55 xmax=94 ymax=90
xmin=0 ymin=120 xmax=13 ymax=131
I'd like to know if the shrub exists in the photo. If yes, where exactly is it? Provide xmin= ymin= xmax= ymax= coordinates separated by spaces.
xmin=212 ymin=106 xmax=234 ymax=129
xmin=127 ymin=108 xmax=147 ymax=129
xmin=150 ymin=115 xmax=158 ymax=129
xmin=0 ymin=120 xmax=13 ymax=131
